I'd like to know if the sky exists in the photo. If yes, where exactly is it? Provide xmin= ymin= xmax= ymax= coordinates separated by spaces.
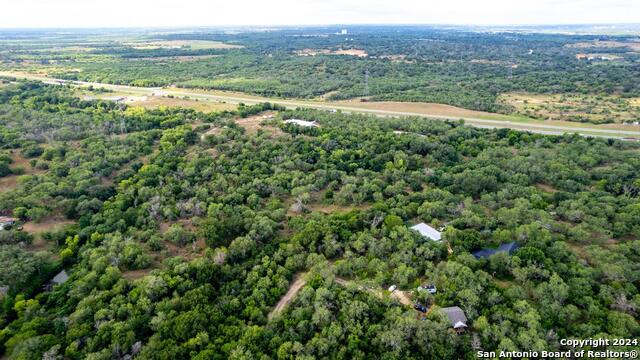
xmin=0 ymin=0 xmax=638 ymax=28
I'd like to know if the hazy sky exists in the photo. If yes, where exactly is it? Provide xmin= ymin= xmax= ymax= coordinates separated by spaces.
xmin=1 ymin=0 xmax=638 ymax=28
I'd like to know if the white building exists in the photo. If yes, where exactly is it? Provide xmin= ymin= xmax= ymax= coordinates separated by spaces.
xmin=284 ymin=119 xmax=319 ymax=127
xmin=410 ymin=223 xmax=442 ymax=241
xmin=341 ymin=29 xmax=348 ymax=35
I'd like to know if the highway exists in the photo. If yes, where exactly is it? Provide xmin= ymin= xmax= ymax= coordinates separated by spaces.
xmin=3 ymin=71 xmax=640 ymax=140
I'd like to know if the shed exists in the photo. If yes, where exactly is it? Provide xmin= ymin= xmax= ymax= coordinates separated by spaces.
xmin=410 ymin=223 xmax=441 ymax=241
xmin=441 ymin=306 xmax=468 ymax=329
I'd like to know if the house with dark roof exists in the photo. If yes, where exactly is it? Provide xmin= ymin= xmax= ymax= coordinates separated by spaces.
xmin=44 ymin=270 xmax=70 ymax=291
xmin=51 ymin=270 xmax=69 ymax=285
xmin=441 ymin=306 xmax=468 ymax=331
xmin=472 ymin=242 xmax=519 ymax=259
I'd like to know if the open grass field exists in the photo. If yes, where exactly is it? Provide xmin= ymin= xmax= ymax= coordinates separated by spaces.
xmin=129 ymin=54 xmax=222 ymax=62
xmin=295 ymin=48 xmax=368 ymax=57
xmin=23 ymin=217 xmax=75 ymax=237
xmin=128 ymin=95 xmax=237 ymax=112
xmin=124 ymin=40 xmax=243 ymax=50
xmin=499 ymin=92 xmax=640 ymax=125
xmin=566 ymin=39 xmax=640 ymax=52
xmin=0 ymin=175 xmax=19 ymax=192
xmin=334 ymin=99 xmax=518 ymax=121
xmin=235 ymin=113 xmax=285 ymax=136
xmin=0 ymin=152 xmax=46 ymax=191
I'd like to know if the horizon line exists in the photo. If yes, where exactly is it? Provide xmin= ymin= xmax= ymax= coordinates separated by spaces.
xmin=0 ymin=22 xmax=639 ymax=31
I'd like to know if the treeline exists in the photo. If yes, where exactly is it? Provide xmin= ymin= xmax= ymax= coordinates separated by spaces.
xmin=25 ymin=28 xmax=639 ymax=116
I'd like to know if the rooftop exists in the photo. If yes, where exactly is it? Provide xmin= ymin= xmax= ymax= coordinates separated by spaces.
xmin=284 ymin=119 xmax=319 ymax=127
xmin=410 ymin=223 xmax=441 ymax=241
xmin=441 ymin=306 xmax=468 ymax=329
xmin=51 ymin=270 xmax=70 ymax=285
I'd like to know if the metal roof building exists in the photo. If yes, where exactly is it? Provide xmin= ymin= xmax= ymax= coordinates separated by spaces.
xmin=51 ymin=270 xmax=70 ymax=285
xmin=410 ymin=223 xmax=442 ymax=241
xmin=284 ymin=119 xmax=319 ymax=127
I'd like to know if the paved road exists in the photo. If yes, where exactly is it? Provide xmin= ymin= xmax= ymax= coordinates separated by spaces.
xmin=3 ymin=72 xmax=640 ymax=139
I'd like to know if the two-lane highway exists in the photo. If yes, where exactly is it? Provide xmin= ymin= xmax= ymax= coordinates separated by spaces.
xmin=3 ymin=71 xmax=640 ymax=140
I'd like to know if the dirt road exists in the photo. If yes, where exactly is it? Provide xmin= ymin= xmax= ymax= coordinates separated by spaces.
xmin=268 ymin=274 xmax=306 ymax=320
xmin=3 ymin=71 xmax=640 ymax=139
xmin=391 ymin=289 xmax=413 ymax=306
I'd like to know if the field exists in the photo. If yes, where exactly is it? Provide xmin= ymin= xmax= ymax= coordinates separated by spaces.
xmin=0 ymin=152 xmax=45 ymax=192
xmin=295 ymin=48 xmax=369 ymax=57
xmin=500 ymin=92 xmax=640 ymax=125
xmin=122 ymin=40 xmax=243 ymax=50
xmin=334 ymin=99 xmax=517 ymax=120
xmin=235 ymin=113 xmax=285 ymax=136
xmin=566 ymin=39 xmax=640 ymax=52
xmin=127 ymin=95 xmax=237 ymax=112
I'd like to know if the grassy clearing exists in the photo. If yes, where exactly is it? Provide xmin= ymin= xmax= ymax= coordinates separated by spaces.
xmin=494 ymin=279 xmax=514 ymax=289
xmin=23 ymin=217 xmax=75 ymax=254
xmin=306 ymin=202 xmax=372 ymax=214
xmin=122 ymin=268 xmax=153 ymax=280
xmin=295 ymin=48 xmax=368 ymax=57
xmin=235 ymin=113 xmax=285 ymax=136
xmin=535 ymin=183 xmax=559 ymax=193
xmin=128 ymin=96 xmax=237 ymax=112
xmin=334 ymin=100 xmax=519 ymax=121
xmin=178 ymin=77 xmax=282 ymax=90
xmin=500 ymin=92 xmax=640 ymax=125
xmin=566 ymin=40 xmax=640 ymax=52
xmin=23 ymin=217 xmax=75 ymax=236
xmin=0 ymin=152 xmax=46 ymax=191
xmin=129 ymin=54 xmax=222 ymax=62
xmin=124 ymin=40 xmax=243 ymax=50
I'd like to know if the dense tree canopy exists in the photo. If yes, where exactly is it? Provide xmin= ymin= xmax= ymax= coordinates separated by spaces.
xmin=0 ymin=76 xmax=638 ymax=359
